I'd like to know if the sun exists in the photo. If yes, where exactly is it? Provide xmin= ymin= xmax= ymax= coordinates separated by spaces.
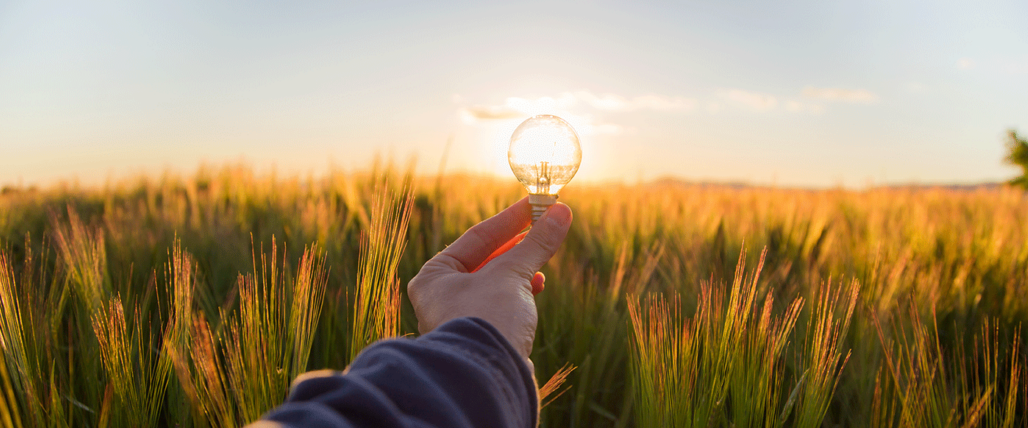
xmin=456 ymin=95 xmax=605 ymax=185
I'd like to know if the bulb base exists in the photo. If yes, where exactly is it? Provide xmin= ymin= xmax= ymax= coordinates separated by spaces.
xmin=528 ymin=194 xmax=558 ymax=224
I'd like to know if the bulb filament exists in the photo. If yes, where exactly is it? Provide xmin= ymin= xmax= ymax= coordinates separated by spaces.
xmin=535 ymin=161 xmax=551 ymax=194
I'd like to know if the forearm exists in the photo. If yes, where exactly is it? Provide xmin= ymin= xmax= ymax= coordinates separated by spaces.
xmin=251 ymin=317 xmax=538 ymax=428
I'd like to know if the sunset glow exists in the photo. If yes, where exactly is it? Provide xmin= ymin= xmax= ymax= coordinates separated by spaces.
xmin=507 ymin=115 xmax=582 ymax=194
xmin=1 ymin=1 xmax=1026 ymax=187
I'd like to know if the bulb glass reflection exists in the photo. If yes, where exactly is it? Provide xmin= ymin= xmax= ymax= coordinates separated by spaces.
xmin=508 ymin=114 xmax=582 ymax=195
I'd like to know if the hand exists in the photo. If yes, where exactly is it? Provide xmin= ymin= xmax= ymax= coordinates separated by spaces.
xmin=407 ymin=197 xmax=573 ymax=362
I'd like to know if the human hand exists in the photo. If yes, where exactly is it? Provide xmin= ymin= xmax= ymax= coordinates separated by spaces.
xmin=407 ymin=197 xmax=573 ymax=361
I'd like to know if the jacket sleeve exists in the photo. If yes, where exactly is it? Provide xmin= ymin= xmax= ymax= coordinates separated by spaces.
xmin=249 ymin=317 xmax=539 ymax=428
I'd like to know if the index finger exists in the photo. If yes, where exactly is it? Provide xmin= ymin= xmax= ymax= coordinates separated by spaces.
xmin=470 ymin=231 xmax=528 ymax=273
xmin=438 ymin=197 xmax=532 ymax=272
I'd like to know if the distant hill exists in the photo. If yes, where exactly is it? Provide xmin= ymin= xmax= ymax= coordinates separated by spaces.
xmin=647 ymin=177 xmax=1009 ymax=192
xmin=882 ymin=182 xmax=1005 ymax=191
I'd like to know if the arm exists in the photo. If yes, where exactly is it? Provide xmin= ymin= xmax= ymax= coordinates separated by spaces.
xmin=251 ymin=317 xmax=537 ymax=428
xmin=253 ymin=198 xmax=572 ymax=428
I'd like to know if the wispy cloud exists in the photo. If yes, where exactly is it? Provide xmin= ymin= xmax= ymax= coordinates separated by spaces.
xmin=461 ymin=87 xmax=844 ymax=123
xmin=724 ymin=89 xmax=778 ymax=111
xmin=785 ymin=100 xmax=823 ymax=114
xmin=458 ymin=91 xmax=694 ymax=122
xmin=573 ymin=91 xmax=696 ymax=112
xmin=801 ymin=86 xmax=879 ymax=103
xmin=458 ymin=94 xmax=576 ymax=123
xmin=459 ymin=104 xmax=525 ymax=121
xmin=457 ymin=94 xmax=622 ymax=135
xmin=456 ymin=90 xmax=693 ymax=134
xmin=506 ymin=94 xmax=578 ymax=114
xmin=577 ymin=122 xmax=624 ymax=135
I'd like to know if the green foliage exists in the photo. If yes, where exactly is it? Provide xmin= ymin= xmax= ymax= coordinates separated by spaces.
xmin=0 ymin=253 xmax=26 ymax=428
xmin=220 ymin=240 xmax=328 ymax=424
xmin=792 ymin=280 xmax=858 ymax=428
xmin=628 ymin=250 xmax=828 ymax=428
xmin=350 ymin=184 xmax=413 ymax=361
xmin=165 ymin=237 xmax=332 ymax=427
xmin=1005 ymin=130 xmax=1028 ymax=189
xmin=91 ymin=295 xmax=174 ymax=427
xmin=872 ymin=306 xmax=1023 ymax=428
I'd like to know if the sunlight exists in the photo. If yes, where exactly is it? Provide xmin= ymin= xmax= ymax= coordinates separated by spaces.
xmin=456 ymin=94 xmax=606 ymax=185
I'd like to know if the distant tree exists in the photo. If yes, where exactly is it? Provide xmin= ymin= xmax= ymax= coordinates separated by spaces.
xmin=1004 ymin=130 xmax=1028 ymax=189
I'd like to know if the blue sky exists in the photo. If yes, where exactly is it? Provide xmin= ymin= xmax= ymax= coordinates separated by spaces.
xmin=1 ymin=0 xmax=1026 ymax=187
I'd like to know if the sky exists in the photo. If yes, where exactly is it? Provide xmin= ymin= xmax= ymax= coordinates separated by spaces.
xmin=1 ymin=0 xmax=1026 ymax=188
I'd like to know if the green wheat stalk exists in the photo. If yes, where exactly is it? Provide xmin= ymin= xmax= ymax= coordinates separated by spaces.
xmin=0 ymin=252 xmax=25 ymax=428
xmin=792 ymin=279 xmax=859 ymax=428
xmin=349 ymin=183 xmax=414 ymax=362
xmin=172 ymin=238 xmax=329 ymax=427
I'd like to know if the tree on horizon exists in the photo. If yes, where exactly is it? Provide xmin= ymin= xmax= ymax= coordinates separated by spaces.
xmin=1004 ymin=130 xmax=1028 ymax=189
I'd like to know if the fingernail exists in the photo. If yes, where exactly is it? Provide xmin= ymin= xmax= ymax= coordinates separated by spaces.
xmin=543 ymin=203 xmax=572 ymax=228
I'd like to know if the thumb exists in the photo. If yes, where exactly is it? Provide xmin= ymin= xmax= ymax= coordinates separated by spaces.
xmin=489 ymin=203 xmax=572 ymax=279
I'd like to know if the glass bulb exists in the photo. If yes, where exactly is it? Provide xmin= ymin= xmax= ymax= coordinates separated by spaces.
xmin=508 ymin=114 xmax=582 ymax=222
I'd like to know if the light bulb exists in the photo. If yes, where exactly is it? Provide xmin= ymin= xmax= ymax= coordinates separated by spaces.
xmin=508 ymin=114 xmax=582 ymax=223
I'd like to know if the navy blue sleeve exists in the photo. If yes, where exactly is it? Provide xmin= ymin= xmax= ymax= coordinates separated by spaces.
xmin=250 ymin=317 xmax=538 ymax=428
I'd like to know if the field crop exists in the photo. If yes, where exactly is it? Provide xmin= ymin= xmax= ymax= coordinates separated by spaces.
xmin=1 ymin=164 xmax=1027 ymax=427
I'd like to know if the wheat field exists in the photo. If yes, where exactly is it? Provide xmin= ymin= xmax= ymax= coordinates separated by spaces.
xmin=1 ymin=164 xmax=1027 ymax=427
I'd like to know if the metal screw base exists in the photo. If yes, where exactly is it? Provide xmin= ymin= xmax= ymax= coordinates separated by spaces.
xmin=528 ymin=194 xmax=558 ymax=224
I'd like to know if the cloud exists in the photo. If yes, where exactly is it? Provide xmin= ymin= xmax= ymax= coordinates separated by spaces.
xmin=957 ymin=58 xmax=975 ymax=70
xmin=785 ymin=100 xmax=823 ymax=114
xmin=458 ymin=95 xmax=575 ymax=124
xmin=801 ymin=87 xmax=879 ymax=103
xmin=576 ymin=121 xmax=624 ymax=135
xmin=572 ymin=92 xmax=625 ymax=110
xmin=456 ymin=94 xmax=623 ymax=135
xmin=456 ymin=90 xmax=694 ymax=133
xmin=459 ymin=91 xmax=694 ymax=121
xmin=724 ymin=89 xmax=778 ymax=111
xmin=506 ymin=94 xmax=577 ymax=115
xmin=459 ymin=105 xmax=526 ymax=121
xmin=573 ymin=91 xmax=696 ymax=112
